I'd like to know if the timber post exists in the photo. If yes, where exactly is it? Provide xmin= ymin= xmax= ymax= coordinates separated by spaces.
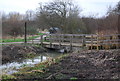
xmin=59 ymin=34 xmax=61 ymax=49
xmin=32 ymin=34 xmax=34 ymax=44
xmin=24 ymin=22 xmax=27 ymax=43
xmin=82 ymin=35 xmax=86 ymax=48
xmin=116 ymin=34 xmax=119 ymax=49
xmin=97 ymin=35 xmax=99 ymax=50
xmin=91 ymin=34 xmax=93 ymax=50
xmin=40 ymin=35 xmax=43 ymax=46
xmin=70 ymin=34 xmax=73 ymax=51
xmin=49 ymin=34 xmax=52 ymax=48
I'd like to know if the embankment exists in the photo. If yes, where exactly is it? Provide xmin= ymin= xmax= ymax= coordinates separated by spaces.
xmin=8 ymin=49 xmax=120 ymax=80
xmin=2 ymin=44 xmax=47 ymax=64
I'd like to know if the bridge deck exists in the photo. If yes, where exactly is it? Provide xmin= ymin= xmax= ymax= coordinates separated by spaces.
xmin=43 ymin=42 xmax=83 ymax=47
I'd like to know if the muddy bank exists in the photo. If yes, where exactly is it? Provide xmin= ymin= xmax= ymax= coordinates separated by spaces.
xmin=2 ymin=45 xmax=47 ymax=64
xmin=45 ymin=50 xmax=120 ymax=79
xmin=13 ymin=50 xmax=120 ymax=79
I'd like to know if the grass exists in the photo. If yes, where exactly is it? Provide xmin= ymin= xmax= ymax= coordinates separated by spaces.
xmin=1 ymin=33 xmax=46 ymax=43
xmin=0 ymin=38 xmax=23 ymax=43
xmin=70 ymin=77 xmax=78 ymax=80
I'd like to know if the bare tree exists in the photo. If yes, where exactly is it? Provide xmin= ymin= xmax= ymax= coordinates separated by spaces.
xmin=2 ymin=12 xmax=24 ymax=37
xmin=36 ymin=0 xmax=84 ymax=33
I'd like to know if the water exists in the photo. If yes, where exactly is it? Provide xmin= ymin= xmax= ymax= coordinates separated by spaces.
xmin=0 ymin=52 xmax=62 ymax=75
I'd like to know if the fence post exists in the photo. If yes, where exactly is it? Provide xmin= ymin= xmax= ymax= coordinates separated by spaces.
xmin=62 ymin=34 xmax=64 ymax=43
xmin=97 ymin=35 xmax=99 ymax=50
xmin=91 ymin=35 xmax=93 ymax=50
xmin=70 ymin=34 xmax=73 ymax=50
xmin=59 ymin=34 xmax=61 ymax=49
xmin=32 ymin=35 xmax=34 ymax=44
xmin=24 ymin=22 xmax=27 ymax=44
xmin=116 ymin=34 xmax=119 ymax=49
xmin=82 ymin=35 xmax=86 ymax=48
xmin=40 ymin=35 xmax=43 ymax=46
xmin=49 ymin=34 xmax=52 ymax=48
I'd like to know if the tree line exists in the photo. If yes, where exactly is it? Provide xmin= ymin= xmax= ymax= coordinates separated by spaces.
xmin=2 ymin=0 xmax=120 ymax=37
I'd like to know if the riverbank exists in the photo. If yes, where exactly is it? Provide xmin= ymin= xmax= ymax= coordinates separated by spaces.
xmin=2 ymin=44 xmax=47 ymax=64
xmin=2 ymin=49 xmax=120 ymax=80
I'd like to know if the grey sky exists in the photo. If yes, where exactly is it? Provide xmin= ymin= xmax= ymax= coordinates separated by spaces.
xmin=0 ymin=0 xmax=119 ymax=17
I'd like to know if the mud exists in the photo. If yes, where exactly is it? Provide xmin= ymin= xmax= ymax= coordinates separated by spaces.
xmin=45 ymin=50 xmax=120 ymax=79
xmin=2 ymin=45 xmax=46 ymax=64
xmin=9 ymin=49 xmax=120 ymax=79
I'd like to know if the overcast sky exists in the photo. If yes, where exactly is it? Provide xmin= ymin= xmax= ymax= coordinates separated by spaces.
xmin=0 ymin=0 xmax=119 ymax=17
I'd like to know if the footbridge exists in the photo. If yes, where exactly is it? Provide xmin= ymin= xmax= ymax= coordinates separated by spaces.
xmin=40 ymin=34 xmax=120 ymax=50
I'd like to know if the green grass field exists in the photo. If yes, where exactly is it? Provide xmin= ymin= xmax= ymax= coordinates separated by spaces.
xmin=1 ymin=38 xmax=24 ymax=43
xmin=1 ymin=33 xmax=46 ymax=43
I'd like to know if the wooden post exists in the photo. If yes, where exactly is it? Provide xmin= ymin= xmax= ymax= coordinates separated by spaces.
xmin=13 ymin=32 xmax=16 ymax=41
xmin=32 ymin=34 xmax=34 ymax=44
xmin=24 ymin=22 xmax=27 ymax=43
xmin=82 ymin=35 xmax=86 ymax=48
xmin=91 ymin=35 xmax=93 ymax=50
xmin=97 ymin=35 xmax=99 ymax=50
xmin=49 ymin=34 xmax=52 ymax=48
xmin=70 ymin=35 xmax=73 ymax=50
xmin=116 ymin=35 xmax=119 ymax=49
xmin=41 ymin=35 xmax=43 ymax=46
xmin=108 ymin=36 xmax=110 ymax=50
xmin=59 ymin=34 xmax=61 ymax=49
xmin=62 ymin=34 xmax=64 ymax=43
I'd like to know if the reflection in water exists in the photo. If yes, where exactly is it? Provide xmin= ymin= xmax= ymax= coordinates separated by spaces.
xmin=0 ymin=52 xmax=62 ymax=75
